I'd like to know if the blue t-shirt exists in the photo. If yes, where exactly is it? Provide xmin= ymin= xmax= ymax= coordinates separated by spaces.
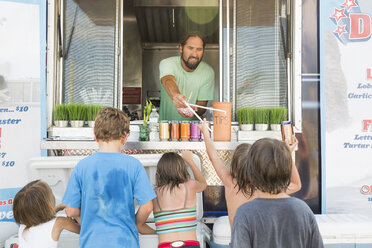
xmin=62 ymin=152 xmax=156 ymax=248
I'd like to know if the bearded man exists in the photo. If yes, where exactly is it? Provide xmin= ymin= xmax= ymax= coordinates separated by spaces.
xmin=159 ymin=33 xmax=215 ymax=121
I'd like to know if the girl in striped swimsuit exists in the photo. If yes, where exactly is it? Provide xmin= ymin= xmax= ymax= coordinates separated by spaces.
xmin=153 ymin=151 xmax=207 ymax=248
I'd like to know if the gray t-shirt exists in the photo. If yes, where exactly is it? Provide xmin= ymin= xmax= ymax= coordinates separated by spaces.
xmin=230 ymin=197 xmax=324 ymax=248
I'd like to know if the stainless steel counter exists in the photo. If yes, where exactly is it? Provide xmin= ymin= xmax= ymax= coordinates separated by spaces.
xmin=40 ymin=140 xmax=243 ymax=150
xmin=43 ymin=127 xmax=282 ymax=185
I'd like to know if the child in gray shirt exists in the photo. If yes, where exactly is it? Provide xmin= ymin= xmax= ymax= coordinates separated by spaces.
xmin=230 ymin=138 xmax=323 ymax=248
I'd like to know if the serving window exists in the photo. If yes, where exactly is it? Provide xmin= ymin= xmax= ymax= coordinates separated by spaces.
xmin=48 ymin=0 xmax=301 ymax=130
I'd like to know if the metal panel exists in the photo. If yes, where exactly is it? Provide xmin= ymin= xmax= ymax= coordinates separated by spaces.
xmin=123 ymin=0 xmax=143 ymax=114
xmin=57 ymin=149 xmax=233 ymax=185
xmin=134 ymin=0 xmax=218 ymax=7
xmin=134 ymin=7 xmax=219 ymax=44
xmin=297 ymin=0 xmax=320 ymax=214
xmin=293 ymin=0 xmax=302 ymax=131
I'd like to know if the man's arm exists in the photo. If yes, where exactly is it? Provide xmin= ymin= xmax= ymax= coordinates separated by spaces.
xmin=161 ymin=75 xmax=195 ymax=118
xmin=195 ymin=100 xmax=208 ymax=116
xmin=161 ymin=75 xmax=186 ymax=108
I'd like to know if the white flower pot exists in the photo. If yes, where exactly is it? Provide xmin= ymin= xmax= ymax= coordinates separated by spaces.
xmin=270 ymin=124 xmax=281 ymax=131
xmin=70 ymin=120 xmax=84 ymax=128
xmin=255 ymin=123 xmax=269 ymax=131
xmin=88 ymin=121 xmax=95 ymax=128
xmin=239 ymin=124 xmax=254 ymax=131
xmin=55 ymin=120 xmax=68 ymax=127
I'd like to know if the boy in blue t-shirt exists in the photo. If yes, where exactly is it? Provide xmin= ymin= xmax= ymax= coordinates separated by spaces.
xmin=62 ymin=107 xmax=156 ymax=248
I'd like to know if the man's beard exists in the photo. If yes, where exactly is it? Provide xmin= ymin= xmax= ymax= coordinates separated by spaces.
xmin=181 ymin=52 xmax=203 ymax=70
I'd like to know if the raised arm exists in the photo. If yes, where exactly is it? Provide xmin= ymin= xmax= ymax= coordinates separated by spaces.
xmin=135 ymin=200 xmax=156 ymax=234
xmin=181 ymin=151 xmax=207 ymax=193
xmin=285 ymin=137 xmax=302 ymax=194
xmin=198 ymin=119 xmax=233 ymax=187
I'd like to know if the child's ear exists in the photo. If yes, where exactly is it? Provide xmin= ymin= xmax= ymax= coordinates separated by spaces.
xmin=94 ymin=134 xmax=99 ymax=142
xmin=121 ymin=133 xmax=129 ymax=144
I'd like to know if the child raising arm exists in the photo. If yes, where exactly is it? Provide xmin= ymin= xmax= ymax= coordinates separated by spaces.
xmin=199 ymin=119 xmax=301 ymax=228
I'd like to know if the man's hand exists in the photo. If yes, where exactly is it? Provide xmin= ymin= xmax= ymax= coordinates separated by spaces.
xmin=177 ymin=107 xmax=196 ymax=118
xmin=172 ymin=93 xmax=187 ymax=108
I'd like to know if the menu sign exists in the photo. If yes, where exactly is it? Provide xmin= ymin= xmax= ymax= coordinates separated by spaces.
xmin=320 ymin=0 xmax=372 ymax=214
xmin=123 ymin=87 xmax=142 ymax=104
xmin=0 ymin=0 xmax=45 ymax=225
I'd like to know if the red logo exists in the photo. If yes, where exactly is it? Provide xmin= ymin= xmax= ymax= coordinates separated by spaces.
xmin=361 ymin=185 xmax=372 ymax=194
xmin=368 ymin=69 xmax=372 ymax=80
xmin=330 ymin=0 xmax=371 ymax=44
xmin=349 ymin=14 xmax=371 ymax=40
xmin=362 ymin=120 xmax=372 ymax=131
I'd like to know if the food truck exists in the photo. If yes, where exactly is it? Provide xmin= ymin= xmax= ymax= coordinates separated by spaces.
xmin=1 ymin=0 xmax=372 ymax=247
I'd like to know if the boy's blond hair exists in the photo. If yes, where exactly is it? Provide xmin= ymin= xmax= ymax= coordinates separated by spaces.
xmin=94 ymin=107 xmax=130 ymax=142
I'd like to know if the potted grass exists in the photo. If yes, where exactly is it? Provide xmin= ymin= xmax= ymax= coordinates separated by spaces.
xmin=270 ymin=107 xmax=287 ymax=131
xmin=54 ymin=104 xmax=69 ymax=127
xmin=139 ymin=99 xmax=153 ymax=141
xmin=68 ymin=104 xmax=87 ymax=128
xmin=254 ymin=107 xmax=270 ymax=131
xmin=87 ymin=105 xmax=103 ymax=128
xmin=237 ymin=107 xmax=254 ymax=131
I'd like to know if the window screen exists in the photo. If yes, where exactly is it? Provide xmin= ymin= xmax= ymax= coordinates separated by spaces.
xmin=235 ymin=0 xmax=288 ymax=109
xmin=63 ymin=0 xmax=117 ymax=106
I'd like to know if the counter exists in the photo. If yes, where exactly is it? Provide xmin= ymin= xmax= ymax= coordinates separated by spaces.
xmin=41 ymin=140 xmax=241 ymax=150
xmin=43 ymin=125 xmax=282 ymax=185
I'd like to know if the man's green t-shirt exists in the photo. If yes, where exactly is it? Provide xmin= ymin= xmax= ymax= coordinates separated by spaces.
xmin=159 ymin=56 xmax=215 ymax=121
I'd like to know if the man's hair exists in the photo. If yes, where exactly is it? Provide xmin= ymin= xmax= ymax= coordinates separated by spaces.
xmin=179 ymin=32 xmax=206 ymax=49
xmin=247 ymin=138 xmax=292 ymax=196
xmin=156 ymin=152 xmax=190 ymax=193
xmin=230 ymin=143 xmax=252 ymax=197
xmin=94 ymin=107 xmax=130 ymax=142
xmin=13 ymin=180 xmax=56 ymax=228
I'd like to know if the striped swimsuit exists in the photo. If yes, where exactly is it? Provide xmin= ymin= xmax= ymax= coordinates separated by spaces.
xmin=154 ymin=184 xmax=197 ymax=234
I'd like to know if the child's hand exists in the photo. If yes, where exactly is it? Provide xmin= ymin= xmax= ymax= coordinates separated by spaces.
xmin=197 ymin=118 xmax=210 ymax=135
xmin=285 ymin=137 xmax=299 ymax=153
xmin=181 ymin=151 xmax=194 ymax=164
xmin=55 ymin=203 xmax=66 ymax=212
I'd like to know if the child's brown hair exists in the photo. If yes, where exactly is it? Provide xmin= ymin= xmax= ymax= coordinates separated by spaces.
xmin=247 ymin=138 xmax=292 ymax=196
xmin=230 ymin=143 xmax=252 ymax=196
xmin=156 ymin=152 xmax=190 ymax=193
xmin=94 ymin=107 xmax=130 ymax=142
xmin=13 ymin=180 xmax=56 ymax=228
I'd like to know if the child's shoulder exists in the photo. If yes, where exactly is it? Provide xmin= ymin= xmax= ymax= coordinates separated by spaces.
xmin=82 ymin=153 xmax=141 ymax=164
